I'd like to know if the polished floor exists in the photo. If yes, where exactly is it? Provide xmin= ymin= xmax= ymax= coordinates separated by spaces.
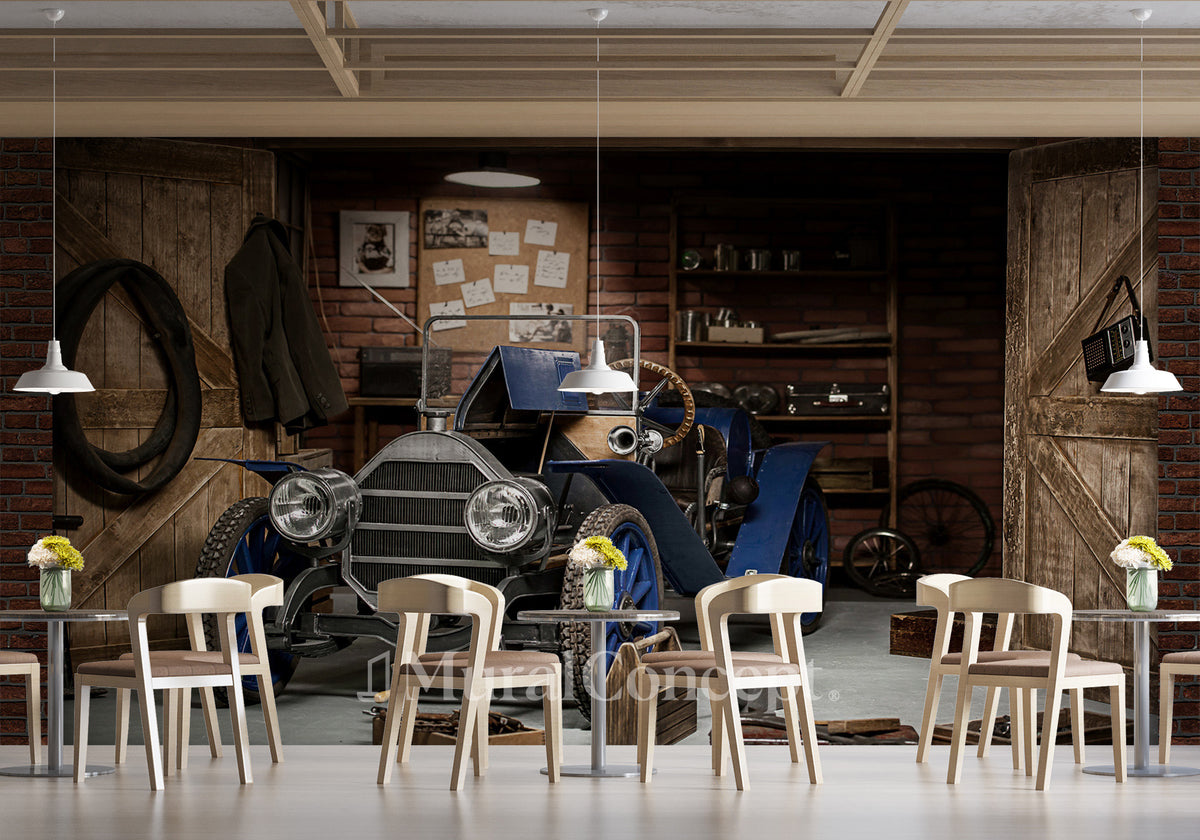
xmin=2 ymin=742 xmax=1197 ymax=840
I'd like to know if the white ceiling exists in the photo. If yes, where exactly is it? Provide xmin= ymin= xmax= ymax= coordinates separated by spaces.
xmin=0 ymin=1 xmax=1198 ymax=139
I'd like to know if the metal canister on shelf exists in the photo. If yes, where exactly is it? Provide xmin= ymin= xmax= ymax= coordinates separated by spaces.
xmin=744 ymin=249 xmax=771 ymax=271
xmin=677 ymin=310 xmax=708 ymax=342
xmin=714 ymin=243 xmax=739 ymax=271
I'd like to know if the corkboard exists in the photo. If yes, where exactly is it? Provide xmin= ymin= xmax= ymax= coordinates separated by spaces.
xmin=417 ymin=197 xmax=589 ymax=352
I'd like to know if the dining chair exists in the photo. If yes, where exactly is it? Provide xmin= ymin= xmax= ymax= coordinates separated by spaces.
xmin=1158 ymin=650 xmax=1200 ymax=764
xmin=0 ymin=651 xmax=41 ymax=765
xmin=915 ymin=574 xmax=1086 ymax=770
xmin=375 ymin=574 xmax=562 ymax=791
xmin=946 ymin=578 xmax=1126 ymax=790
xmin=114 ymin=573 xmax=285 ymax=772
xmin=73 ymin=578 xmax=255 ymax=790
xmin=635 ymin=574 xmax=822 ymax=791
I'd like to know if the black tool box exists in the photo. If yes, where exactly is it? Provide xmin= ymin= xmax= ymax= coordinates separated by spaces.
xmin=785 ymin=383 xmax=890 ymax=415
xmin=359 ymin=347 xmax=452 ymax=398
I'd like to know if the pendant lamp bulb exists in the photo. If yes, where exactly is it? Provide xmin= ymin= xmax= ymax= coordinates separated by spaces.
xmin=14 ymin=7 xmax=94 ymax=394
xmin=1102 ymin=7 xmax=1182 ymax=395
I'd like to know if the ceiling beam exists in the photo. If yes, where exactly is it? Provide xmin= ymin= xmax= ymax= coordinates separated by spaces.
xmin=841 ymin=0 xmax=910 ymax=98
xmin=289 ymin=0 xmax=358 ymax=97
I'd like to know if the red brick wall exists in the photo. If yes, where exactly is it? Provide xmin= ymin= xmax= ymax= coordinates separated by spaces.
xmin=0 ymin=138 xmax=52 ymax=743
xmin=1156 ymin=138 xmax=1200 ymax=743
xmin=302 ymin=149 xmax=1010 ymax=566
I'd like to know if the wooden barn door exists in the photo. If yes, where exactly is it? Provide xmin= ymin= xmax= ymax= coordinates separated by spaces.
xmin=54 ymin=139 xmax=277 ymax=660
xmin=1004 ymin=138 xmax=1160 ymax=666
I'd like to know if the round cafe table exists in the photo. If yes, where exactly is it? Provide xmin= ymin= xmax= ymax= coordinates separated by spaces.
xmin=1073 ymin=609 xmax=1200 ymax=778
xmin=0 ymin=609 xmax=127 ymax=778
xmin=518 ymin=608 xmax=679 ymax=778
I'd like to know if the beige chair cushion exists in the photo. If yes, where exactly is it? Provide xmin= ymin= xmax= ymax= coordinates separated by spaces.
xmin=968 ymin=658 xmax=1123 ymax=678
xmin=399 ymin=650 xmax=559 ymax=678
xmin=1161 ymin=650 xmax=1200 ymax=666
xmin=78 ymin=653 xmax=239 ymax=679
xmin=0 ymin=651 xmax=39 ymax=666
xmin=640 ymin=650 xmax=800 ymax=678
xmin=941 ymin=650 xmax=1081 ymax=666
xmin=118 ymin=651 xmax=260 ymax=666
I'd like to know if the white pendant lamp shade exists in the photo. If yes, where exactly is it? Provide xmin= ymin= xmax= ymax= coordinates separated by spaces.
xmin=12 ymin=8 xmax=94 ymax=397
xmin=558 ymin=339 xmax=636 ymax=394
xmin=444 ymin=152 xmax=540 ymax=188
xmin=14 ymin=340 xmax=94 ymax=394
xmin=1101 ymin=340 xmax=1183 ymax=394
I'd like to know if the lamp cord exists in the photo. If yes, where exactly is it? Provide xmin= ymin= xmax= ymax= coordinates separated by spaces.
xmin=594 ymin=16 xmax=601 ymax=345
xmin=1138 ymin=13 xmax=1145 ymax=340
xmin=51 ymin=15 xmax=57 ymax=342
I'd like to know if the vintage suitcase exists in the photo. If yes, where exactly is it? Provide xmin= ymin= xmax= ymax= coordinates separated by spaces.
xmin=359 ymin=347 xmax=452 ymax=398
xmin=786 ymin=383 xmax=889 ymax=415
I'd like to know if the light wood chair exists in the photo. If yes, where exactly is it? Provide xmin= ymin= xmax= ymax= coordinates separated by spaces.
xmin=0 ymin=651 xmax=41 ymax=765
xmin=1159 ymin=650 xmax=1200 ymax=764
xmin=73 ymin=578 xmax=255 ymax=791
xmin=114 ymin=574 xmax=285 ymax=772
xmin=635 ymin=574 xmax=822 ymax=790
xmin=915 ymin=574 xmax=1086 ymax=770
xmin=946 ymin=578 xmax=1126 ymax=790
xmin=375 ymin=574 xmax=562 ymax=791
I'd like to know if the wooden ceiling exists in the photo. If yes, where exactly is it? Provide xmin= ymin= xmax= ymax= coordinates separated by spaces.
xmin=2 ymin=1 xmax=1199 ymax=139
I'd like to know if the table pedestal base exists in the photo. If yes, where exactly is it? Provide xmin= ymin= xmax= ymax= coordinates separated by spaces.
xmin=542 ymin=764 xmax=644 ymax=778
xmin=1083 ymin=764 xmax=1200 ymax=778
xmin=0 ymin=764 xmax=115 ymax=778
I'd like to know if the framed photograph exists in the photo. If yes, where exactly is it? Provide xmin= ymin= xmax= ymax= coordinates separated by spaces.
xmin=339 ymin=210 xmax=410 ymax=287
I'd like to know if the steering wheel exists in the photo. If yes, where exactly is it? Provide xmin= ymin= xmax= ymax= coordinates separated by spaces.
xmin=609 ymin=358 xmax=696 ymax=448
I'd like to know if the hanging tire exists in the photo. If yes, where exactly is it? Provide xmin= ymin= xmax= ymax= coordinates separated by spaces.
xmin=841 ymin=526 xmax=922 ymax=599
xmin=782 ymin=479 xmax=830 ymax=634
xmin=195 ymin=498 xmax=306 ymax=704
xmin=881 ymin=479 xmax=995 ymax=576
xmin=558 ymin=504 xmax=664 ymax=720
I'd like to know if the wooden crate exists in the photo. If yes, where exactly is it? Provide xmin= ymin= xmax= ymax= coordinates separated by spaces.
xmin=371 ymin=711 xmax=544 ymax=747
xmin=810 ymin=456 xmax=889 ymax=491
xmin=604 ymin=627 xmax=698 ymax=746
xmin=889 ymin=609 xmax=997 ymax=659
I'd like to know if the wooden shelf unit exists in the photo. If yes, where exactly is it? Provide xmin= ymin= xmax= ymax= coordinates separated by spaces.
xmin=667 ymin=197 xmax=900 ymax=518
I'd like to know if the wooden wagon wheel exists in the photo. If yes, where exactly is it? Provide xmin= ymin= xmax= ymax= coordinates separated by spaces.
xmin=609 ymin=357 xmax=696 ymax=448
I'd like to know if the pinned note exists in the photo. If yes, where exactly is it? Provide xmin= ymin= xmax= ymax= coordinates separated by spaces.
xmin=534 ymin=251 xmax=570 ymax=288
xmin=525 ymin=219 xmax=558 ymax=247
xmin=432 ymin=258 xmax=466 ymax=286
xmin=488 ymin=231 xmax=520 ymax=256
xmin=494 ymin=264 xmax=529 ymax=295
xmin=461 ymin=278 xmax=496 ymax=308
xmin=429 ymin=299 xmax=466 ymax=330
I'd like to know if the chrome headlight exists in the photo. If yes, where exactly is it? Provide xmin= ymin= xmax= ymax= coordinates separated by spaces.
xmin=464 ymin=479 xmax=551 ymax=553
xmin=269 ymin=467 xmax=361 ymax=542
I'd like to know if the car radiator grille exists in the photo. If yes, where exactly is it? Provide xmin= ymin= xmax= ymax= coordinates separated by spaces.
xmin=348 ymin=458 xmax=497 ymax=594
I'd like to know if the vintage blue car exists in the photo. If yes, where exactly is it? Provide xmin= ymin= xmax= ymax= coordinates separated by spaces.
xmin=197 ymin=320 xmax=829 ymax=707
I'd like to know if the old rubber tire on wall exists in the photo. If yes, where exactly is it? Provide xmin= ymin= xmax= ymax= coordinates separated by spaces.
xmin=558 ymin=504 xmax=664 ymax=720
xmin=195 ymin=498 xmax=302 ymax=704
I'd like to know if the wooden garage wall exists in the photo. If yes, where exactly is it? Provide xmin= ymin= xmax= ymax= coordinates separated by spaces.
xmin=53 ymin=138 xmax=277 ymax=660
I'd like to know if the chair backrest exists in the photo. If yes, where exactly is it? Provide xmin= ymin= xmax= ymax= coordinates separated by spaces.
xmin=411 ymin=573 xmax=505 ymax=651
xmin=184 ymin=575 xmax=284 ymax=656
xmin=948 ymin=578 xmax=1073 ymax=676
xmin=127 ymin=578 xmax=252 ymax=618
xmin=377 ymin=575 xmax=495 ymax=667
xmin=695 ymin=574 xmax=789 ymax=650
xmin=700 ymin=575 xmax=822 ymax=667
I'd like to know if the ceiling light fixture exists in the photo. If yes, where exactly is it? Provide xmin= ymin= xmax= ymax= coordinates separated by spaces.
xmin=558 ymin=8 xmax=636 ymax=395
xmin=1102 ymin=8 xmax=1182 ymax=395
xmin=14 ymin=8 xmax=94 ymax=395
xmin=444 ymin=151 xmax=540 ymax=189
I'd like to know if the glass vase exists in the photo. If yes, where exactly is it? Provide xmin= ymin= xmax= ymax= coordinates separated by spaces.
xmin=1125 ymin=567 xmax=1157 ymax=612
xmin=583 ymin=566 xmax=614 ymax=612
xmin=39 ymin=566 xmax=72 ymax=612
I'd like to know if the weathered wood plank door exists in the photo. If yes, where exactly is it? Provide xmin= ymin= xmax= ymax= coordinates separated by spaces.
xmin=1005 ymin=138 xmax=1160 ymax=666
xmin=54 ymin=138 xmax=276 ymax=659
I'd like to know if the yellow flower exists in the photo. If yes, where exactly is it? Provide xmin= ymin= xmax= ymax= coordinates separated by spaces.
xmin=1125 ymin=535 xmax=1172 ymax=572
xmin=28 ymin=535 xmax=85 ymax=572
xmin=569 ymin=535 xmax=627 ymax=571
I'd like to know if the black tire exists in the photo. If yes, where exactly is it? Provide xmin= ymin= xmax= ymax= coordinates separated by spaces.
xmin=841 ymin=526 xmax=922 ymax=599
xmin=195 ymin=497 xmax=299 ymax=705
xmin=559 ymin=504 xmax=664 ymax=720
xmin=882 ymin=479 xmax=995 ymax=576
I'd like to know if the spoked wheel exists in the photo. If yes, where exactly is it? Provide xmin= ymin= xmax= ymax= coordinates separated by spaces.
xmin=782 ymin=479 xmax=829 ymax=634
xmin=882 ymin=479 xmax=995 ymax=576
xmin=559 ymin=504 xmax=664 ymax=720
xmin=195 ymin=497 xmax=306 ymax=704
xmin=841 ymin=527 xmax=921 ymax=599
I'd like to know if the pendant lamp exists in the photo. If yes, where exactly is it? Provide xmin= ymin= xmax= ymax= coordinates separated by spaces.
xmin=14 ymin=9 xmax=94 ymax=396
xmin=1102 ymin=8 xmax=1182 ymax=395
xmin=559 ymin=9 xmax=636 ymax=395
xmin=444 ymin=151 xmax=540 ymax=188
